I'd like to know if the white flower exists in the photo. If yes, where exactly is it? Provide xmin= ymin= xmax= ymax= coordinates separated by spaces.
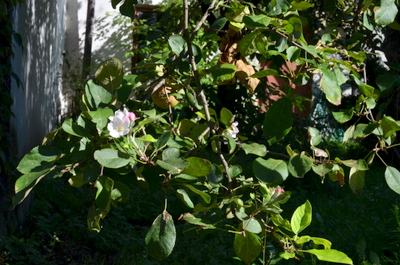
xmin=107 ymin=108 xmax=136 ymax=138
xmin=223 ymin=121 xmax=239 ymax=139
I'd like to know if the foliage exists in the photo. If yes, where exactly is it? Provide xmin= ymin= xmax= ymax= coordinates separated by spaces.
xmin=0 ymin=0 xmax=22 ymax=181
xmin=12 ymin=0 xmax=400 ymax=264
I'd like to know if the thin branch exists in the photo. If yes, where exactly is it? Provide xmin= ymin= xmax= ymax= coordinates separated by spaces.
xmin=183 ymin=0 xmax=232 ymax=188
xmin=192 ymin=0 xmax=219 ymax=35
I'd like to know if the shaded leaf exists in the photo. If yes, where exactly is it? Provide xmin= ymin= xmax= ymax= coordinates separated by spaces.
xmin=263 ymin=97 xmax=293 ymax=145
xmin=253 ymin=157 xmax=288 ymax=184
xmin=234 ymin=231 xmax=262 ymax=265
xmin=288 ymin=153 xmax=313 ymax=178
xmin=95 ymin=58 xmax=124 ymax=92
xmin=145 ymin=210 xmax=176 ymax=260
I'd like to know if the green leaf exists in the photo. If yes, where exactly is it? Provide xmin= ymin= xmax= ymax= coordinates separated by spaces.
xmin=94 ymin=149 xmax=131 ymax=168
xmin=243 ymin=15 xmax=271 ymax=28
xmin=86 ymin=108 xmax=114 ymax=132
xmin=341 ymin=159 xmax=368 ymax=171
xmin=353 ymin=123 xmax=378 ymax=138
xmin=136 ymin=134 xmax=158 ymax=142
xmin=211 ymin=63 xmax=236 ymax=84
xmin=352 ymin=75 xmax=377 ymax=97
xmin=119 ymin=0 xmax=137 ymax=19
xmin=162 ymin=147 xmax=180 ymax=160
xmin=290 ymin=1 xmax=314 ymax=11
xmin=349 ymin=167 xmax=365 ymax=195
xmin=296 ymin=236 xmax=332 ymax=249
xmin=381 ymin=115 xmax=400 ymax=138
xmin=288 ymin=153 xmax=314 ymax=178
xmin=302 ymin=249 xmax=353 ymax=264
xmin=157 ymin=158 xmax=189 ymax=175
xmin=87 ymin=205 xmax=103 ymax=232
xmin=376 ymin=73 xmax=400 ymax=97
xmin=243 ymin=218 xmax=262 ymax=234
xmin=239 ymin=31 xmax=259 ymax=56
xmin=13 ymin=168 xmax=53 ymax=207
xmin=287 ymin=46 xmax=301 ymax=62
xmin=263 ymin=97 xmax=293 ymax=145
xmin=385 ymin=166 xmax=400 ymax=195
xmin=85 ymin=80 xmax=113 ymax=109
xmin=62 ymin=118 xmax=91 ymax=138
xmin=95 ymin=176 xmax=114 ymax=211
xmin=210 ymin=17 xmax=228 ymax=30
xmin=271 ymin=214 xmax=293 ymax=233
xmin=154 ymin=131 xmax=172 ymax=150
xmin=183 ymin=184 xmax=211 ymax=204
xmin=177 ymin=189 xmax=194 ymax=208
xmin=241 ymin=142 xmax=267 ymax=156
xmin=291 ymin=200 xmax=312 ymax=235
xmin=68 ymin=174 xmax=86 ymax=188
xmin=253 ymin=157 xmax=288 ymax=184
xmin=320 ymin=68 xmax=342 ymax=105
xmin=312 ymin=164 xmax=333 ymax=177
xmin=111 ymin=181 xmax=130 ymax=203
xmin=332 ymin=109 xmax=354 ymax=123
xmin=181 ymin=157 xmax=212 ymax=177
xmin=220 ymin=107 xmax=234 ymax=126
xmin=17 ymin=146 xmax=62 ymax=174
xmin=228 ymin=165 xmax=242 ymax=178
xmin=145 ymin=210 xmax=176 ymax=260
xmin=251 ymin=69 xmax=279 ymax=78
xmin=308 ymin=127 xmax=321 ymax=146
xmin=288 ymin=16 xmax=305 ymax=42
xmin=82 ymin=162 xmax=101 ymax=182
xmin=180 ymin=213 xmax=216 ymax=230
xmin=267 ymin=0 xmax=291 ymax=15
xmin=95 ymin=58 xmax=124 ymax=92
xmin=375 ymin=0 xmax=398 ymax=25
xmin=168 ymin=35 xmax=186 ymax=55
xmin=234 ymin=231 xmax=262 ymax=265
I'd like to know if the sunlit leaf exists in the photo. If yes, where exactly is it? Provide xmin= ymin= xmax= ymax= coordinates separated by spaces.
xmin=291 ymin=200 xmax=312 ymax=235
xmin=177 ymin=189 xmax=194 ymax=208
xmin=302 ymin=249 xmax=353 ymax=264
xmin=375 ymin=0 xmax=398 ymax=25
xmin=308 ymin=127 xmax=321 ymax=146
xmin=94 ymin=149 xmax=131 ymax=168
xmin=181 ymin=157 xmax=212 ymax=177
xmin=241 ymin=142 xmax=268 ymax=156
xmin=385 ymin=166 xmax=400 ymax=195
xmin=320 ymin=68 xmax=342 ymax=105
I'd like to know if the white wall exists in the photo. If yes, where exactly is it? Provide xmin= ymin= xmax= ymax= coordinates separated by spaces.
xmin=10 ymin=0 xmax=164 ymax=158
xmin=11 ymin=0 xmax=66 ymax=158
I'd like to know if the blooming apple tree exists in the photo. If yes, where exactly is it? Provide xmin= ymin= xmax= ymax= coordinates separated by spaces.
xmin=13 ymin=0 xmax=400 ymax=264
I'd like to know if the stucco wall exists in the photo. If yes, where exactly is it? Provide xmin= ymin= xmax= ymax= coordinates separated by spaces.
xmin=11 ymin=0 xmax=66 ymax=158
